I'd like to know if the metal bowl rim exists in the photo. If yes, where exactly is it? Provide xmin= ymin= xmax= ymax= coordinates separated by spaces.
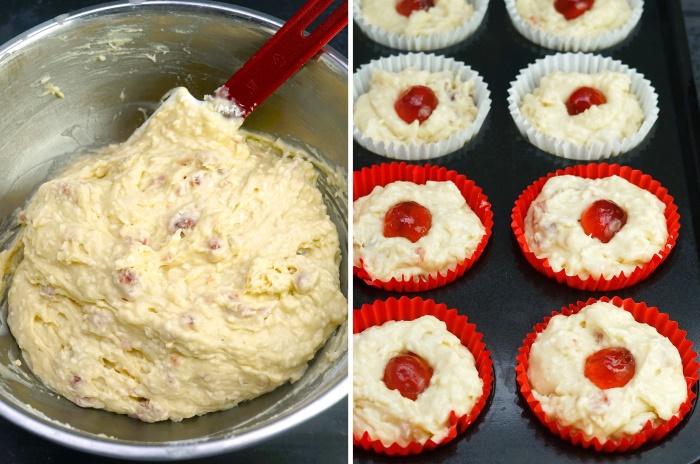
xmin=0 ymin=378 xmax=348 ymax=459
xmin=2 ymin=0 xmax=348 ymax=67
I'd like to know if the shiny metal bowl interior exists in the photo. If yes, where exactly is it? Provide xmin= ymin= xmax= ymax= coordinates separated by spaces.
xmin=0 ymin=1 xmax=348 ymax=459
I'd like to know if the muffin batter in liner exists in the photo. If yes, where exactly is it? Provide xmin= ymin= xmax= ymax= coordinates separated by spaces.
xmin=353 ymin=0 xmax=489 ymax=51
xmin=354 ymin=162 xmax=493 ymax=292
xmin=354 ymin=53 xmax=491 ymax=160
xmin=353 ymin=296 xmax=493 ymax=455
xmin=507 ymin=53 xmax=658 ymax=160
xmin=504 ymin=0 xmax=643 ymax=51
xmin=515 ymin=296 xmax=699 ymax=452
xmin=511 ymin=163 xmax=678 ymax=291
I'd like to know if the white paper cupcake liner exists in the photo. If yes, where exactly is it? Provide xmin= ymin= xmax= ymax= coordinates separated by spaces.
xmin=507 ymin=53 xmax=659 ymax=160
xmin=504 ymin=0 xmax=644 ymax=51
xmin=353 ymin=0 xmax=489 ymax=51
xmin=353 ymin=53 xmax=492 ymax=160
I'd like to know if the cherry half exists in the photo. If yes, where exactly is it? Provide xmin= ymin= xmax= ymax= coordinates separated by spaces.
xmin=383 ymin=352 xmax=433 ymax=400
xmin=554 ymin=0 xmax=595 ymax=20
xmin=566 ymin=87 xmax=607 ymax=116
xmin=580 ymin=199 xmax=627 ymax=243
xmin=584 ymin=347 xmax=636 ymax=389
xmin=394 ymin=85 xmax=439 ymax=124
xmin=396 ymin=0 xmax=435 ymax=17
xmin=384 ymin=201 xmax=432 ymax=243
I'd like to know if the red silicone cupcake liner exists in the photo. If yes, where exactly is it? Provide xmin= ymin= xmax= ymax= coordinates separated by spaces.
xmin=353 ymin=162 xmax=494 ymax=292
xmin=353 ymin=296 xmax=494 ymax=456
xmin=515 ymin=296 xmax=699 ymax=452
xmin=511 ymin=163 xmax=680 ymax=291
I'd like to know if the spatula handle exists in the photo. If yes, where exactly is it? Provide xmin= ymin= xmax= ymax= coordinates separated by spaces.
xmin=220 ymin=0 xmax=348 ymax=117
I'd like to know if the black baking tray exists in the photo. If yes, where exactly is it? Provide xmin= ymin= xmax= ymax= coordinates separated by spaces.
xmin=352 ymin=0 xmax=700 ymax=463
xmin=0 ymin=1 xmax=348 ymax=463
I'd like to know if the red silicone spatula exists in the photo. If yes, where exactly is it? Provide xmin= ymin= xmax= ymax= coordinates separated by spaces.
xmin=216 ymin=0 xmax=348 ymax=118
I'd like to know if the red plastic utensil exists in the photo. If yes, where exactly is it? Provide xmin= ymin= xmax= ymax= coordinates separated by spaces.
xmin=216 ymin=0 xmax=348 ymax=118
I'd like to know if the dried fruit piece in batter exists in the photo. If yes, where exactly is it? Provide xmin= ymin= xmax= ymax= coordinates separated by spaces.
xmin=394 ymin=85 xmax=439 ymax=124
xmin=580 ymin=199 xmax=627 ymax=243
xmin=584 ymin=346 xmax=635 ymax=389
xmin=118 ymin=269 xmax=137 ymax=285
xmin=383 ymin=201 xmax=432 ymax=243
xmin=396 ymin=0 xmax=435 ymax=17
xmin=169 ymin=210 xmax=200 ymax=234
xmin=554 ymin=0 xmax=594 ymax=20
xmin=173 ymin=217 xmax=197 ymax=230
xmin=566 ymin=86 xmax=606 ymax=115
xmin=383 ymin=352 xmax=433 ymax=400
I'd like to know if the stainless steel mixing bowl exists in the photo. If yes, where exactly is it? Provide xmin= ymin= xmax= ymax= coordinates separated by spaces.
xmin=0 ymin=0 xmax=348 ymax=459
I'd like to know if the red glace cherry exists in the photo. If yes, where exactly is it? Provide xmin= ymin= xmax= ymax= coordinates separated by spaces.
xmin=394 ymin=85 xmax=439 ymax=124
xmin=566 ymin=87 xmax=607 ymax=115
xmin=383 ymin=201 xmax=432 ymax=243
xmin=584 ymin=347 xmax=636 ymax=389
xmin=383 ymin=352 xmax=433 ymax=400
xmin=554 ymin=0 xmax=595 ymax=20
xmin=396 ymin=0 xmax=435 ymax=17
xmin=580 ymin=199 xmax=627 ymax=243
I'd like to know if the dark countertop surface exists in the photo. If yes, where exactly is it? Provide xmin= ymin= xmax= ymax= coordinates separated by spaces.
xmin=683 ymin=0 xmax=700 ymax=101
xmin=0 ymin=1 xmax=348 ymax=463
